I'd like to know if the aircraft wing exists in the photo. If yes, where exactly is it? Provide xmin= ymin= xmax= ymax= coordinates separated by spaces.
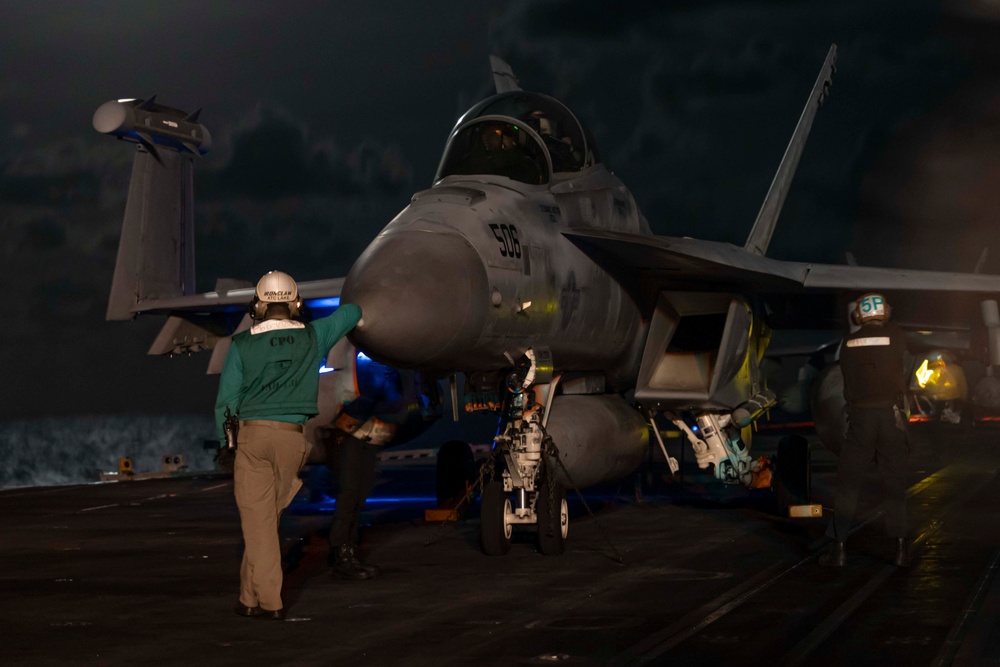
xmin=563 ymin=229 xmax=806 ymax=289
xmin=564 ymin=228 xmax=1000 ymax=330
xmin=129 ymin=277 xmax=345 ymax=316
xmin=127 ymin=277 xmax=344 ymax=370
xmin=799 ymin=264 xmax=1000 ymax=292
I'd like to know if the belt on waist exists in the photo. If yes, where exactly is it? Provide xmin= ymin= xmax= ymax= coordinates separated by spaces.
xmin=241 ymin=419 xmax=304 ymax=433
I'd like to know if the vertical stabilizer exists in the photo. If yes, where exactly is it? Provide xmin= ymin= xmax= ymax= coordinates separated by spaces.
xmin=744 ymin=44 xmax=837 ymax=256
xmin=489 ymin=56 xmax=521 ymax=94
xmin=106 ymin=148 xmax=195 ymax=320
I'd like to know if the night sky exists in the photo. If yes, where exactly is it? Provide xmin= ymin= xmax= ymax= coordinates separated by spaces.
xmin=4 ymin=0 xmax=1000 ymax=420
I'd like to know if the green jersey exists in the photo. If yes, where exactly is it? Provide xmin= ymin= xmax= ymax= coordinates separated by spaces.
xmin=214 ymin=304 xmax=361 ymax=443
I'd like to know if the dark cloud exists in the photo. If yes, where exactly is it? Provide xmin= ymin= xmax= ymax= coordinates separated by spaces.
xmin=198 ymin=106 xmax=413 ymax=200
xmin=523 ymin=0 xmax=816 ymax=40
xmin=33 ymin=278 xmax=91 ymax=317
xmin=0 ymin=171 xmax=100 ymax=205
xmin=856 ymin=76 xmax=1000 ymax=272
xmin=22 ymin=216 xmax=67 ymax=250
xmin=193 ymin=193 xmax=406 ymax=289
xmin=173 ymin=105 xmax=421 ymax=287
xmin=521 ymin=2 xmax=671 ymax=38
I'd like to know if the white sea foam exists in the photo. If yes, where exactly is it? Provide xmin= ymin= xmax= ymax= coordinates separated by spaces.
xmin=0 ymin=414 xmax=216 ymax=489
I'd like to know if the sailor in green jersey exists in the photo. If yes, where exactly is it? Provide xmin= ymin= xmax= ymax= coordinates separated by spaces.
xmin=216 ymin=270 xmax=361 ymax=620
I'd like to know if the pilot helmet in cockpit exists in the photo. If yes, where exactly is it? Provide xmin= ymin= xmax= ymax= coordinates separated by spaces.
xmin=476 ymin=121 xmax=520 ymax=152
xmin=527 ymin=109 xmax=579 ymax=169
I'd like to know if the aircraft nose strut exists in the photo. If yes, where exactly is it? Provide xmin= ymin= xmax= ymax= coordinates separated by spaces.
xmin=342 ymin=230 xmax=488 ymax=369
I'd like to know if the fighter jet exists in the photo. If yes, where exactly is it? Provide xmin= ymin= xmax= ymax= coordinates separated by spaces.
xmin=339 ymin=46 xmax=1000 ymax=553
xmin=97 ymin=46 xmax=1000 ymax=557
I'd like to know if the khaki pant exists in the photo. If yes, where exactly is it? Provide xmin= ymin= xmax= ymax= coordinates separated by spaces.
xmin=234 ymin=420 xmax=307 ymax=611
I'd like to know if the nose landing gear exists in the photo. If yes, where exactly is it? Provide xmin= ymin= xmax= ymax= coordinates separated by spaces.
xmin=477 ymin=350 xmax=570 ymax=556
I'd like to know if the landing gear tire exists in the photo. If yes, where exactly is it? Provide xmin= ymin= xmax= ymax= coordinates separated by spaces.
xmin=775 ymin=434 xmax=811 ymax=511
xmin=435 ymin=440 xmax=476 ymax=507
xmin=480 ymin=481 xmax=513 ymax=556
xmin=536 ymin=479 xmax=568 ymax=555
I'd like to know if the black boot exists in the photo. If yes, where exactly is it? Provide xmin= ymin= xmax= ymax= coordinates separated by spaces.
xmin=819 ymin=541 xmax=847 ymax=568
xmin=330 ymin=543 xmax=381 ymax=580
xmin=233 ymin=601 xmax=262 ymax=617
xmin=256 ymin=607 xmax=286 ymax=621
xmin=893 ymin=538 xmax=909 ymax=567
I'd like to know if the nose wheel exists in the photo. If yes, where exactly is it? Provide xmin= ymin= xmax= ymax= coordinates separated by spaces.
xmin=537 ymin=478 xmax=567 ymax=555
xmin=480 ymin=481 xmax=513 ymax=556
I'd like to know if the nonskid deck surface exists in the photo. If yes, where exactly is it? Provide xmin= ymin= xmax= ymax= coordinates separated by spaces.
xmin=2 ymin=424 xmax=999 ymax=666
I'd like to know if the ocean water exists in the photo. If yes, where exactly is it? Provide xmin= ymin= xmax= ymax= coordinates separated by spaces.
xmin=0 ymin=414 xmax=217 ymax=489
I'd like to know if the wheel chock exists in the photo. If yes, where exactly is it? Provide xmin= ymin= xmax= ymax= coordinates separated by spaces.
xmin=425 ymin=508 xmax=462 ymax=522
xmin=787 ymin=504 xmax=822 ymax=518
xmin=425 ymin=492 xmax=468 ymax=522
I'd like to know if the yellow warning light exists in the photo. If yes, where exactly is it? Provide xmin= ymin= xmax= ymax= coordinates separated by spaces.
xmin=911 ymin=352 xmax=966 ymax=400
xmin=915 ymin=359 xmax=934 ymax=388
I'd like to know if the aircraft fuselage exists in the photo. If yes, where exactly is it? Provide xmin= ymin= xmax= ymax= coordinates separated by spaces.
xmin=343 ymin=166 xmax=649 ymax=389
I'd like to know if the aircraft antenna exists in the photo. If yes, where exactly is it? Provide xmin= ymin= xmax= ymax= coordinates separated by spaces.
xmin=975 ymin=247 xmax=989 ymax=274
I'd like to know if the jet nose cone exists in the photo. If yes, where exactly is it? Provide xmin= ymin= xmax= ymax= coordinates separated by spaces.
xmin=343 ymin=231 xmax=488 ymax=368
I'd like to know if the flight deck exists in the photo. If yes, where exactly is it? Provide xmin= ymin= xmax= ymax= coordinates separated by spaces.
xmin=2 ymin=425 xmax=999 ymax=666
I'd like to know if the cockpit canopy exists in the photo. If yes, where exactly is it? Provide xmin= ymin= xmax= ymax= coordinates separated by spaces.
xmin=435 ymin=91 xmax=601 ymax=185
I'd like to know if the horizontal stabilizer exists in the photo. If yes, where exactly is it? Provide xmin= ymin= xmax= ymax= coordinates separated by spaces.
xmin=148 ymin=316 xmax=219 ymax=355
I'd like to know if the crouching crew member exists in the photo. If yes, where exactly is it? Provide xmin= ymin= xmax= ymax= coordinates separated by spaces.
xmin=322 ymin=362 xmax=416 ymax=579
xmin=822 ymin=293 xmax=910 ymax=568
xmin=216 ymin=271 xmax=361 ymax=618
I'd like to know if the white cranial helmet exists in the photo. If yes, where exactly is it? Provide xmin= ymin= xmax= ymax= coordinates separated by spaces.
xmin=256 ymin=270 xmax=298 ymax=303
xmin=853 ymin=292 xmax=891 ymax=325
xmin=252 ymin=270 xmax=301 ymax=318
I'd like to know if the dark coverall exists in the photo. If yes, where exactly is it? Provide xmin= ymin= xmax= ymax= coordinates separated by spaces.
xmin=326 ymin=362 xmax=412 ymax=550
xmin=325 ymin=417 xmax=379 ymax=550
xmin=827 ymin=320 xmax=909 ymax=542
